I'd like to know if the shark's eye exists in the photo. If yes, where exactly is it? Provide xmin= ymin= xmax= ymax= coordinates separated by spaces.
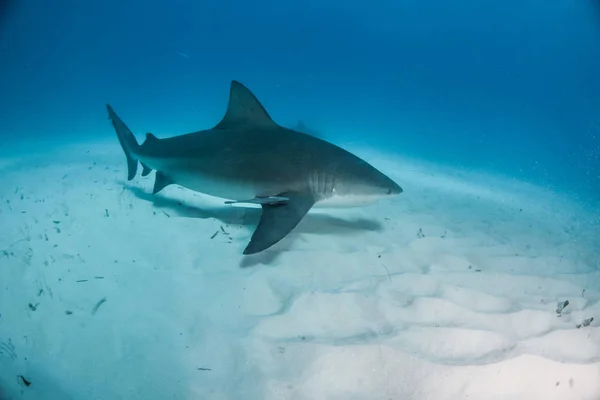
xmin=387 ymin=188 xmax=392 ymax=195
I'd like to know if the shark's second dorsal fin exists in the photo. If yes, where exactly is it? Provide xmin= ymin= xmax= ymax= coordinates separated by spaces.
xmin=214 ymin=81 xmax=277 ymax=130
xmin=143 ymin=133 xmax=159 ymax=145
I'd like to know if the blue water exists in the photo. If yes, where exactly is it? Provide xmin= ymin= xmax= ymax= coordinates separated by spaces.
xmin=2 ymin=2 xmax=600 ymax=398
xmin=0 ymin=0 xmax=599 ymax=201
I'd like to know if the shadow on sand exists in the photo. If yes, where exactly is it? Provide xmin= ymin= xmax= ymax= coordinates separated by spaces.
xmin=123 ymin=184 xmax=383 ymax=267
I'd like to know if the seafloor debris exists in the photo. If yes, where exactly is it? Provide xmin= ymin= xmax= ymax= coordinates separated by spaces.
xmin=221 ymin=226 xmax=233 ymax=243
xmin=556 ymin=300 xmax=569 ymax=315
xmin=576 ymin=317 xmax=594 ymax=329
xmin=91 ymin=297 xmax=107 ymax=315
xmin=210 ymin=226 xmax=233 ymax=243
xmin=0 ymin=340 xmax=17 ymax=359
xmin=18 ymin=375 xmax=31 ymax=387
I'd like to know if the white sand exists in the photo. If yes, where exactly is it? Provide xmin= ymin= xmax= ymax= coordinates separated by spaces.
xmin=0 ymin=140 xmax=599 ymax=400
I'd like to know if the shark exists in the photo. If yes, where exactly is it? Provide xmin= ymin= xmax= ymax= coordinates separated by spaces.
xmin=107 ymin=80 xmax=402 ymax=255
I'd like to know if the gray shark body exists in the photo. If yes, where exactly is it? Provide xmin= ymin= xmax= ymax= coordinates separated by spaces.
xmin=107 ymin=80 xmax=402 ymax=254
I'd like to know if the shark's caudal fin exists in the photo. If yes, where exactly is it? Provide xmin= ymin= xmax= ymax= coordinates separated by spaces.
xmin=106 ymin=104 xmax=140 ymax=181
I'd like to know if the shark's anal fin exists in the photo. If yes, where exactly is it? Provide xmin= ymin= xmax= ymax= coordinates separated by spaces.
xmin=214 ymin=81 xmax=277 ymax=130
xmin=243 ymin=192 xmax=315 ymax=255
xmin=141 ymin=163 xmax=152 ymax=177
xmin=225 ymin=196 xmax=289 ymax=206
xmin=153 ymin=171 xmax=174 ymax=195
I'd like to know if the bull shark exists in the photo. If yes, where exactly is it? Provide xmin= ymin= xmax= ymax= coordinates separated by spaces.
xmin=107 ymin=80 xmax=402 ymax=255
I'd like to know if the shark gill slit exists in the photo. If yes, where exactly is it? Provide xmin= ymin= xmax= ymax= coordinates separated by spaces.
xmin=309 ymin=170 xmax=333 ymax=199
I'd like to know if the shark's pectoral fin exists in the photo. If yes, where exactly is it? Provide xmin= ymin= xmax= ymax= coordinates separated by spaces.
xmin=243 ymin=192 xmax=315 ymax=255
xmin=225 ymin=196 xmax=289 ymax=206
xmin=153 ymin=171 xmax=174 ymax=195
xmin=141 ymin=163 xmax=153 ymax=177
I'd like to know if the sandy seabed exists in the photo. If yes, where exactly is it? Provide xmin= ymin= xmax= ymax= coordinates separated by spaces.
xmin=0 ymin=140 xmax=599 ymax=400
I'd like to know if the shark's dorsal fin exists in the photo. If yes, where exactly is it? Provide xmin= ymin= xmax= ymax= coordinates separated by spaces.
xmin=141 ymin=162 xmax=153 ymax=177
xmin=214 ymin=81 xmax=277 ymax=130
xmin=145 ymin=133 xmax=159 ymax=144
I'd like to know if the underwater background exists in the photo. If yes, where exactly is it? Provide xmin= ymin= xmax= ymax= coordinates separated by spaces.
xmin=1 ymin=1 xmax=600 ymax=399
xmin=1 ymin=0 xmax=599 ymax=204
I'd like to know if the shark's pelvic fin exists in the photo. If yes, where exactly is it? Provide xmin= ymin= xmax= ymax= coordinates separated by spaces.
xmin=243 ymin=192 xmax=315 ymax=255
xmin=153 ymin=171 xmax=174 ymax=195
xmin=214 ymin=80 xmax=278 ymax=130
xmin=225 ymin=196 xmax=289 ymax=206
xmin=106 ymin=104 xmax=140 ymax=181
xmin=141 ymin=163 xmax=152 ymax=177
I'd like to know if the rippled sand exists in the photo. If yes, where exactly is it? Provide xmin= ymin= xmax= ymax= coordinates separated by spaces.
xmin=0 ymin=141 xmax=598 ymax=399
